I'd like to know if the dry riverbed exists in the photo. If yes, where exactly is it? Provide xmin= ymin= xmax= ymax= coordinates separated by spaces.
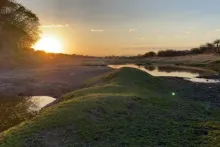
xmin=0 ymin=65 xmax=112 ymax=98
xmin=0 ymin=61 xmax=220 ymax=105
xmin=160 ymin=76 xmax=220 ymax=106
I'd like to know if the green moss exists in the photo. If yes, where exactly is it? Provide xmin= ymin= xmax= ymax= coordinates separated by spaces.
xmin=1 ymin=67 xmax=220 ymax=147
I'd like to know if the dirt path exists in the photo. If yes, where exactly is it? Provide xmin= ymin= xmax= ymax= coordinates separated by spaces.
xmin=0 ymin=65 xmax=112 ymax=98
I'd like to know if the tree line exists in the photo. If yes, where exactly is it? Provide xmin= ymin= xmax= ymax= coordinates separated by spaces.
xmin=142 ymin=39 xmax=220 ymax=57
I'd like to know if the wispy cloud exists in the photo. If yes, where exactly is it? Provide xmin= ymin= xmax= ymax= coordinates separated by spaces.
xmin=129 ymin=29 xmax=137 ymax=32
xmin=41 ymin=24 xmax=69 ymax=28
xmin=135 ymin=37 xmax=145 ymax=40
xmin=215 ymin=29 xmax=220 ymax=32
xmin=91 ymin=29 xmax=104 ymax=32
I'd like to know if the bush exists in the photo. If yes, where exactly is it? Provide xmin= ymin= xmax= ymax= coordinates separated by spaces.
xmin=141 ymin=40 xmax=220 ymax=58
xmin=143 ymin=51 xmax=156 ymax=57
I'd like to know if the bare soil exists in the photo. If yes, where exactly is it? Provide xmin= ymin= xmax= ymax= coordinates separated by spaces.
xmin=0 ymin=65 xmax=111 ymax=98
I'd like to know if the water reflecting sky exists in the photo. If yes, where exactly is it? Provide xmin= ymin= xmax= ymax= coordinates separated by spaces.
xmin=109 ymin=64 xmax=220 ymax=83
xmin=0 ymin=96 xmax=56 ymax=132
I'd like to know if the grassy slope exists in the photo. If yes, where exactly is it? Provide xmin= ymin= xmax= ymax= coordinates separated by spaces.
xmin=1 ymin=68 xmax=220 ymax=147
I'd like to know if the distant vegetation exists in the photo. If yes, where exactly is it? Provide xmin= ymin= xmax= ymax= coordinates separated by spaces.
xmin=142 ymin=39 xmax=220 ymax=58
xmin=105 ymin=40 xmax=220 ymax=59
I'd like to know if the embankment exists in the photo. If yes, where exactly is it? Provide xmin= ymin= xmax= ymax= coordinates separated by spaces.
xmin=1 ymin=68 xmax=220 ymax=146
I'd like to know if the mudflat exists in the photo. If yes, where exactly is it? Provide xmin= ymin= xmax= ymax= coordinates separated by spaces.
xmin=0 ymin=65 xmax=111 ymax=97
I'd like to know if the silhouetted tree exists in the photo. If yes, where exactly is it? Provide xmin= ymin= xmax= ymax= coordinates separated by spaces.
xmin=139 ymin=39 xmax=220 ymax=58
xmin=205 ymin=43 xmax=214 ymax=53
xmin=0 ymin=0 xmax=8 ymax=9
xmin=214 ymin=39 xmax=220 ymax=53
xmin=198 ymin=45 xmax=207 ymax=53
xmin=190 ymin=48 xmax=202 ymax=54
xmin=0 ymin=0 xmax=40 ymax=52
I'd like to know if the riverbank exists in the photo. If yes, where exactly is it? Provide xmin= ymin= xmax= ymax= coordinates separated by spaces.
xmin=1 ymin=67 xmax=220 ymax=146
xmin=144 ymin=54 xmax=220 ymax=72
xmin=0 ymin=65 xmax=111 ymax=97
xmin=106 ymin=54 xmax=220 ymax=72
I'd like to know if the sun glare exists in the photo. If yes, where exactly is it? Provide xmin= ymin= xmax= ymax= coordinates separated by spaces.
xmin=33 ymin=36 xmax=63 ymax=53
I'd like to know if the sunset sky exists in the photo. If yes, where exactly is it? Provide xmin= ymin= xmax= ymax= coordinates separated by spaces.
xmin=19 ymin=0 xmax=220 ymax=56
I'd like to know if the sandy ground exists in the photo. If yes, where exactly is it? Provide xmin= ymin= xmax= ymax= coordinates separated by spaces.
xmin=0 ymin=65 xmax=112 ymax=98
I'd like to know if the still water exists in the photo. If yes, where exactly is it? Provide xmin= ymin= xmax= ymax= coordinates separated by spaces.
xmin=109 ymin=64 xmax=220 ymax=83
xmin=0 ymin=96 xmax=56 ymax=132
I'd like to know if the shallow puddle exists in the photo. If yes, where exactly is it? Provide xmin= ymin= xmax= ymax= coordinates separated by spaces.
xmin=0 ymin=96 xmax=56 ymax=132
xmin=28 ymin=96 xmax=56 ymax=111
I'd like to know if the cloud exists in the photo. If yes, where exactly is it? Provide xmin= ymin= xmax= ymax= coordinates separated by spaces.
xmin=215 ymin=29 xmax=220 ymax=32
xmin=135 ymin=37 xmax=145 ymax=40
xmin=41 ymin=24 xmax=69 ymax=28
xmin=91 ymin=29 xmax=103 ymax=32
xmin=129 ymin=29 xmax=137 ymax=32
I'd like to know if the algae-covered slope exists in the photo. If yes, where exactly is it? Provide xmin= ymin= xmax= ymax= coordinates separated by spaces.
xmin=1 ymin=68 xmax=220 ymax=147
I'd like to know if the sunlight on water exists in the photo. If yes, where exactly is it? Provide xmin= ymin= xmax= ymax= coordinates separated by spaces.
xmin=28 ymin=96 xmax=56 ymax=112
xmin=0 ymin=96 xmax=56 ymax=132
xmin=109 ymin=64 xmax=219 ymax=83
xmin=187 ymin=78 xmax=220 ymax=83
xmin=109 ymin=64 xmax=199 ymax=78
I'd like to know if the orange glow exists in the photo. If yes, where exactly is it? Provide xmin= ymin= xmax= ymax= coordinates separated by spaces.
xmin=33 ymin=36 xmax=63 ymax=53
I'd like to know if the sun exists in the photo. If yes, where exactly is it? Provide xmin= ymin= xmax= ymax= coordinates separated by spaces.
xmin=33 ymin=36 xmax=63 ymax=53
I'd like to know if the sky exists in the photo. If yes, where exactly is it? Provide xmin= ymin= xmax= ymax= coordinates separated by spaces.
xmin=18 ymin=0 xmax=220 ymax=56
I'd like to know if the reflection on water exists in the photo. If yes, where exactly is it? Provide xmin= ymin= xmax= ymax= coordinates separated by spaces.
xmin=109 ymin=64 xmax=220 ymax=83
xmin=0 ymin=96 xmax=56 ymax=132
xmin=187 ymin=78 xmax=220 ymax=83
xmin=28 ymin=96 xmax=56 ymax=112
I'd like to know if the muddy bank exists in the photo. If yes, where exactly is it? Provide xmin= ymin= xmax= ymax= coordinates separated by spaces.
xmin=1 ymin=63 xmax=219 ymax=105
xmin=161 ymin=76 xmax=220 ymax=106
xmin=0 ymin=65 xmax=112 ymax=98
